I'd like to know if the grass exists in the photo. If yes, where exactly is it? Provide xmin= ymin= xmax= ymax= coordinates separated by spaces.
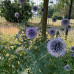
xmin=29 ymin=16 xmax=74 ymax=27
xmin=0 ymin=25 xmax=19 ymax=35
xmin=0 ymin=17 xmax=74 ymax=46
xmin=0 ymin=17 xmax=74 ymax=74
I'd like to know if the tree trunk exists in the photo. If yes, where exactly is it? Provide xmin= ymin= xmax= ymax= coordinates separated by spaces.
xmin=65 ymin=0 xmax=73 ymax=40
xmin=42 ymin=0 xmax=49 ymax=41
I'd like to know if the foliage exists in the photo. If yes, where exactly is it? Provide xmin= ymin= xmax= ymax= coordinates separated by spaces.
xmin=0 ymin=0 xmax=33 ymax=23
xmin=38 ymin=3 xmax=63 ymax=19
xmin=52 ymin=4 xmax=62 ymax=20
xmin=38 ymin=3 xmax=54 ymax=18
xmin=58 ymin=0 xmax=71 ymax=8
xmin=52 ymin=12 xmax=62 ymax=20
xmin=48 ymin=5 xmax=54 ymax=17
xmin=0 ymin=24 xmax=74 ymax=74
xmin=0 ymin=0 xmax=74 ymax=74
xmin=38 ymin=2 xmax=43 ymax=16
xmin=58 ymin=0 xmax=74 ymax=18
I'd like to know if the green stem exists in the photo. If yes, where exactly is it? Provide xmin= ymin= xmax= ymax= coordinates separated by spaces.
xmin=39 ymin=53 xmax=49 ymax=61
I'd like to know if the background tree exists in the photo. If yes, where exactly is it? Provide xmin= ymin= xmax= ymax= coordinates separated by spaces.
xmin=38 ymin=3 xmax=54 ymax=17
xmin=42 ymin=0 xmax=49 ymax=41
xmin=38 ymin=2 xmax=43 ymax=16
xmin=58 ymin=0 xmax=74 ymax=18
xmin=0 ymin=0 xmax=33 ymax=23
xmin=38 ymin=2 xmax=54 ymax=24
xmin=58 ymin=0 xmax=74 ymax=40
xmin=51 ymin=4 xmax=62 ymax=19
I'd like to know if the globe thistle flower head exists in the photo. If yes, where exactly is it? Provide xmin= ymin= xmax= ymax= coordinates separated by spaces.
xmin=70 ymin=46 xmax=74 ymax=52
xmin=48 ymin=28 xmax=56 ymax=36
xmin=41 ymin=8 xmax=45 ymax=12
xmin=61 ymin=19 xmax=70 ymax=27
xmin=64 ymin=65 xmax=70 ymax=71
xmin=67 ymin=25 xmax=71 ymax=29
xmin=47 ymin=37 xmax=66 ymax=57
xmin=60 ymin=28 xmax=65 ymax=31
xmin=52 ymin=17 xmax=57 ymax=22
xmin=26 ymin=27 xmax=38 ymax=39
xmin=19 ymin=0 xmax=26 ymax=4
xmin=70 ymin=53 xmax=74 ymax=57
xmin=32 ymin=6 xmax=38 ymax=12
xmin=14 ymin=12 xmax=19 ymax=18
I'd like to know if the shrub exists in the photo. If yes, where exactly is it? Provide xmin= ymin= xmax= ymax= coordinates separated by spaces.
xmin=0 ymin=0 xmax=33 ymax=23
xmin=52 ymin=12 xmax=62 ymax=20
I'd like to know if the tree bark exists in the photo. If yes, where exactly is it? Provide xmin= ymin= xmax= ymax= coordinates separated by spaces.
xmin=42 ymin=0 xmax=49 ymax=41
xmin=65 ymin=0 xmax=73 ymax=40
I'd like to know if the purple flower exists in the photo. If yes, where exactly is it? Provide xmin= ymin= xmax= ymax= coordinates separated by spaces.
xmin=67 ymin=25 xmax=71 ymax=29
xmin=70 ymin=46 xmax=74 ymax=52
xmin=70 ymin=53 xmax=74 ymax=57
xmin=32 ymin=6 xmax=38 ymax=12
xmin=19 ymin=0 xmax=26 ymax=4
xmin=14 ymin=12 xmax=19 ymax=18
xmin=41 ymin=8 xmax=45 ymax=12
xmin=64 ymin=65 xmax=70 ymax=71
xmin=60 ymin=28 xmax=65 ymax=31
xmin=52 ymin=17 xmax=57 ymax=22
xmin=48 ymin=28 xmax=56 ymax=36
xmin=47 ymin=37 xmax=66 ymax=57
xmin=61 ymin=19 xmax=70 ymax=27
xmin=26 ymin=27 xmax=38 ymax=39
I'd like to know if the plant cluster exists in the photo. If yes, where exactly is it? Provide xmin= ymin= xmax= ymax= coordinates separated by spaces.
xmin=0 ymin=0 xmax=74 ymax=74
xmin=0 ymin=0 xmax=33 ymax=22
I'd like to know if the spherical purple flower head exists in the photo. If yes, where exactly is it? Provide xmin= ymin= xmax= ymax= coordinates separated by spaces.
xmin=61 ymin=19 xmax=70 ymax=27
xmin=41 ymin=8 xmax=45 ymax=13
xmin=52 ymin=17 xmax=57 ymax=22
xmin=64 ymin=65 xmax=70 ymax=71
xmin=47 ymin=37 xmax=66 ymax=57
xmin=67 ymin=25 xmax=71 ymax=29
xmin=70 ymin=53 xmax=74 ymax=57
xmin=60 ymin=28 xmax=65 ymax=31
xmin=32 ymin=6 xmax=38 ymax=12
xmin=14 ymin=12 xmax=19 ymax=18
xmin=70 ymin=46 xmax=74 ymax=52
xmin=48 ymin=28 xmax=56 ymax=36
xmin=26 ymin=27 xmax=38 ymax=39
xmin=19 ymin=0 xmax=26 ymax=4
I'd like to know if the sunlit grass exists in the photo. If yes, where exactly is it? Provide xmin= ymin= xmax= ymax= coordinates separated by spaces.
xmin=1 ymin=34 xmax=20 ymax=45
xmin=0 ymin=17 xmax=74 ymax=47
xmin=29 ymin=17 xmax=74 ymax=27
xmin=0 ymin=25 xmax=19 ymax=35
